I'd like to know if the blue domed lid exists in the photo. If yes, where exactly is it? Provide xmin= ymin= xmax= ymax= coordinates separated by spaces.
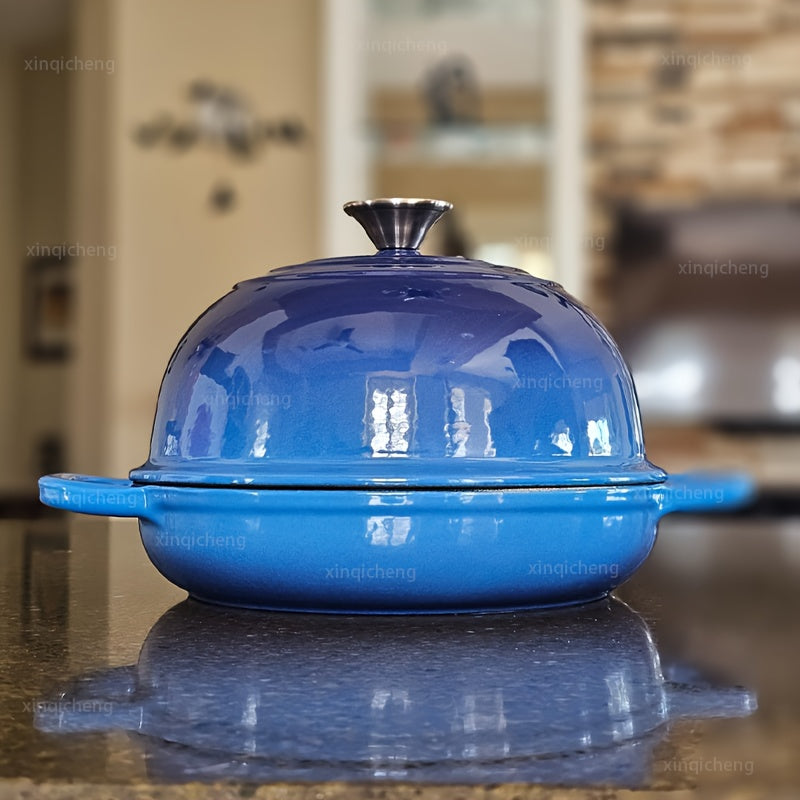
xmin=131 ymin=199 xmax=665 ymax=488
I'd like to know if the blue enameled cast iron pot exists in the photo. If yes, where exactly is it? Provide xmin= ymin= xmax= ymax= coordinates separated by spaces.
xmin=39 ymin=199 xmax=753 ymax=612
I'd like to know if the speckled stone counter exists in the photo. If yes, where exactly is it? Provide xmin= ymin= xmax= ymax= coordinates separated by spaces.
xmin=1 ymin=514 xmax=798 ymax=798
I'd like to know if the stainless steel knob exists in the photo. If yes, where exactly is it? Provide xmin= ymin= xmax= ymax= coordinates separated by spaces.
xmin=344 ymin=198 xmax=452 ymax=251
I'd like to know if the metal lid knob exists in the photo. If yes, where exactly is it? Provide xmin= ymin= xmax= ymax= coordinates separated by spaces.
xmin=344 ymin=198 xmax=452 ymax=251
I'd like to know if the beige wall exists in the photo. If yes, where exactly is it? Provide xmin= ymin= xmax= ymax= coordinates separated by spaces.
xmin=0 ymin=39 xmax=70 ymax=491
xmin=0 ymin=49 xmax=23 ymax=489
xmin=67 ymin=0 xmax=114 ymax=478
xmin=18 ymin=39 xmax=71 ymax=483
xmin=69 ymin=0 xmax=321 ymax=478
xmin=0 ymin=47 xmax=20 ymax=489
xmin=58 ymin=0 xmax=323 ymax=648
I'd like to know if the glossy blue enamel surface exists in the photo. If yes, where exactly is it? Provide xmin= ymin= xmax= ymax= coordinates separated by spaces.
xmin=38 ymin=472 xmax=753 ymax=613
xmin=131 ymin=251 xmax=663 ymax=488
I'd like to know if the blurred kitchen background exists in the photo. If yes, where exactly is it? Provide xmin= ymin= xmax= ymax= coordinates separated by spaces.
xmin=1 ymin=0 xmax=799 ymax=515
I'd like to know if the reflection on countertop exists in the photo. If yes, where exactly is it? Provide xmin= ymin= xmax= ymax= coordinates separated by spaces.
xmin=1 ymin=515 xmax=798 ymax=797
xmin=32 ymin=597 xmax=754 ymax=785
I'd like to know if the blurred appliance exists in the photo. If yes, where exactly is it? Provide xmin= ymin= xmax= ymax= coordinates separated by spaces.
xmin=611 ymin=202 xmax=800 ymax=429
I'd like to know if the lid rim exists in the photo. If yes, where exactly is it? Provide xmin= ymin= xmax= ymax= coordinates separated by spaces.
xmin=130 ymin=460 xmax=668 ymax=490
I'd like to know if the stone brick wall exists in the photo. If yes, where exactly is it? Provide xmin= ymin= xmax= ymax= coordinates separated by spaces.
xmin=587 ymin=0 xmax=800 ymax=314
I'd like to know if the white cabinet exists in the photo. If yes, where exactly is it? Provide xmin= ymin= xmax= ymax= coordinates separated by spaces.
xmin=321 ymin=0 xmax=587 ymax=298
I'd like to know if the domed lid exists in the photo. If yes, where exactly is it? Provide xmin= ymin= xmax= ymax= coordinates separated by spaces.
xmin=131 ymin=199 xmax=665 ymax=488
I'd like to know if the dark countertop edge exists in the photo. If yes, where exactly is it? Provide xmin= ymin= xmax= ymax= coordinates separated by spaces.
xmin=0 ymin=779 xmax=719 ymax=800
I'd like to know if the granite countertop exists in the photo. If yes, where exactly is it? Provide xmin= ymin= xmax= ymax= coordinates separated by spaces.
xmin=1 ymin=512 xmax=798 ymax=799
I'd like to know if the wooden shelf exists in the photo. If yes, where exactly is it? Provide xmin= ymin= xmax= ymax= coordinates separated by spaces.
xmin=369 ymin=86 xmax=548 ymax=128
xmin=373 ymin=163 xmax=544 ymax=206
